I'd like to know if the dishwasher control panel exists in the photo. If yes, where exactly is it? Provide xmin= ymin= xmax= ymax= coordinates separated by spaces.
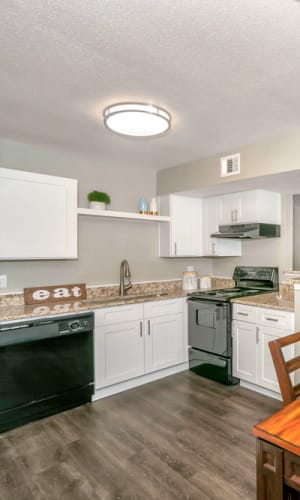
xmin=58 ymin=314 xmax=94 ymax=334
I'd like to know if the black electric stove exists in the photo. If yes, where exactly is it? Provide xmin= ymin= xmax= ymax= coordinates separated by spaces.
xmin=189 ymin=266 xmax=279 ymax=302
xmin=187 ymin=266 xmax=279 ymax=385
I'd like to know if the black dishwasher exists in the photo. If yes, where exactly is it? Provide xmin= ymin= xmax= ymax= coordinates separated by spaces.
xmin=0 ymin=311 xmax=94 ymax=433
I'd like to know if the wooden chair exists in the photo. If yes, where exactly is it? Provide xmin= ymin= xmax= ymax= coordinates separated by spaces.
xmin=269 ymin=332 xmax=300 ymax=405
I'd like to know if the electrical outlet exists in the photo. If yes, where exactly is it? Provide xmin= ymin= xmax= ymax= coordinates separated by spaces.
xmin=0 ymin=275 xmax=7 ymax=288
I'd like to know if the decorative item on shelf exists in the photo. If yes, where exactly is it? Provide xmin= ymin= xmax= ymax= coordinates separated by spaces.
xmin=138 ymin=197 xmax=148 ymax=214
xmin=87 ymin=190 xmax=111 ymax=210
xmin=149 ymin=197 xmax=159 ymax=216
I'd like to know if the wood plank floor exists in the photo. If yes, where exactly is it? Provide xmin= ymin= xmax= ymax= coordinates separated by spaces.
xmin=0 ymin=372 xmax=281 ymax=500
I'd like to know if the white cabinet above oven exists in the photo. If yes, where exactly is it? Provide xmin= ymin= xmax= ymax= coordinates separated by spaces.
xmin=217 ymin=190 xmax=281 ymax=225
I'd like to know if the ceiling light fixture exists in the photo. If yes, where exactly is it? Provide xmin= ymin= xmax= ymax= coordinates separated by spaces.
xmin=103 ymin=102 xmax=171 ymax=137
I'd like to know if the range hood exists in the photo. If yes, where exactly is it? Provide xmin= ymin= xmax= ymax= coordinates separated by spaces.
xmin=211 ymin=223 xmax=280 ymax=239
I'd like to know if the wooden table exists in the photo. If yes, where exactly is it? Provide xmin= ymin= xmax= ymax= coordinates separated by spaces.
xmin=253 ymin=399 xmax=300 ymax=499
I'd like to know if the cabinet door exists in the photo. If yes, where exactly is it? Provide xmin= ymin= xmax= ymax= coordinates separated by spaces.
xmin=0 ymin=168 xmax=77 ymax=259
xmin=171 ymin=195 xmax=203 ymax=256
xmin=257 ymin=326 xmax=280 ymax=392
xmin=159 ymin=195 xmax=203 ymax=256
xmin=232 ymin=320 xmax=257 ymax=382
xmin=202 ymin=197 xmax=241 ymax=256
xmin=144 ymin=313 xmax=185 ymax=373
xmin=94 ymin=320 xmax=144 ymax=389
xmin=257 ymin=326 xmax=295 ymax=392
xmin=217 ymin=193 xmax=240 ymax=225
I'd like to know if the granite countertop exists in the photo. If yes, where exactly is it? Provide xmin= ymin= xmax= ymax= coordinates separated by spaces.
xmin=0 ymin=290 xmax=187 ymax=323
xmin=231 ymin=292 xmax=294 ymax=312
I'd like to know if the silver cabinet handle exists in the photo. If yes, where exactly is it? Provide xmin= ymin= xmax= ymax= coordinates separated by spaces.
xmin=256 ymin=326 xmax=260 ymax=344
xmin=212 ymin=242 xmax=216 ymax=255
xmin=140 ymin=321 xmax=143 ymax=337
xmin=235 ymin=208 xmax=238 ymax=222
xmin=237 ymin=312 xmax=249 ymax=316
xmin=231 ymin=209 xmax=234 ymax=222
xmin=174 ymin=241 xmax=177 ymax=256
xmin=148 ymin=319 xmax=151 ymax=335
xmin=265 ymin=317 xmax=279 ymax=322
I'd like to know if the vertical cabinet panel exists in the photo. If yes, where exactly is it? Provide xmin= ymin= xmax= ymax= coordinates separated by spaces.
xmin=145 ymin=314 xmax=184 ymax=373
xmin=159 ymin=195 xmax=203 ymax=256
xmin=232 ymin=320 xmax=257 ymax=382
xmin=257 ymin=326 xmax=281 ymax=392
xmin=202 ymin=197 xmax=241 ymax=256
xmin=0 ymin=168 xmax=77 ymax=259
xmin=94 ymin=321 xmax=144 ymax=389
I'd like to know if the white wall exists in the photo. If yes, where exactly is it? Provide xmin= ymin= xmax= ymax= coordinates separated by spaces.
xmin=0 ymin=138 xmax=213 ymax=292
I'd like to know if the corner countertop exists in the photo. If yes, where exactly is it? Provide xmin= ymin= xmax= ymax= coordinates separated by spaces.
xmin=0 ymin=290 xmax=187 ymax=323
xmin=231 ymin=292 xmax=294 ymax=312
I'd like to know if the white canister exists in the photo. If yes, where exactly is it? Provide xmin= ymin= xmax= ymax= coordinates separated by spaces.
xmin=182 ymin=266 xmax=198 ymax=291
xmin=200 ymin=275 xmax=212 ymax=289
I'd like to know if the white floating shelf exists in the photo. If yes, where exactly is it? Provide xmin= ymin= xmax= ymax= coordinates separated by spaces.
xmin=77 ymin=208 xmax=170 ymax=222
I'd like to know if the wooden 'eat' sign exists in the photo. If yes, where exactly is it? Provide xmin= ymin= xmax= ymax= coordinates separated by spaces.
xmin=24 ymin=283 xmax=87 ymax=305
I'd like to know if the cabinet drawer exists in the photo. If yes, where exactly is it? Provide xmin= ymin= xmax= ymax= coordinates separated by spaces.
xmin=257 ymin=308 xmax=295 ymax=330
xmin=284 ymin=452 xmax=300 ymax=493
xmin=144 ymin=298 xmax=184 ymax=318
xmin=232 ymin=304 xmax=257 ymax=323
xmin=94 ymin=304 xmax=143 ymax=326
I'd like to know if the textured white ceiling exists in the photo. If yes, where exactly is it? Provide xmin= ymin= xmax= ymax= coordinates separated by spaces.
xmin=1 ymin=0 xmax=300 ymax=170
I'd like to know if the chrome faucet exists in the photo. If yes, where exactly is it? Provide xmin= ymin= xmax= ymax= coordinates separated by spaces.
xmin=119 ymin=259 xmax=132 ymax=296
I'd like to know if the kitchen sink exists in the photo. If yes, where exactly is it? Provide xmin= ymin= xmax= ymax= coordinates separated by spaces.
xmin=86 ymin=292 xmax=169 ymax=304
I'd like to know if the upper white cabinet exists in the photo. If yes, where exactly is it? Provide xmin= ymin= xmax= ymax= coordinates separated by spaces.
xmin=217 ymin=190 xmax=281 ymax=225
xmin=202 ymin=197 xmax=241 ymax=256
xmin=159 ymin=195 xmax=203 ymax=257
xmin=0 ymin=168 xmax=78 ymax=259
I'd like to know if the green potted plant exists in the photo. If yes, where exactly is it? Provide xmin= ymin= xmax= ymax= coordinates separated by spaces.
xmin=88 ymin=190 xmax=111 ymax=210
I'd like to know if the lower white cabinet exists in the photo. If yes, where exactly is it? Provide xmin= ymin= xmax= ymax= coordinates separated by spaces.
xmin=95 ymin=320 xmax=144 ymax=387
xmin=232 ymin=304 xmax=295 ymax=394
xmin=144 ymin=314 xmax=184 ymax=373
xmin=94 ymin=298 xmax=187 ymax=391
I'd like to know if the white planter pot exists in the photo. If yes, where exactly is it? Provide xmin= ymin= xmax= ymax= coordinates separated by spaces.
xmin=89 ymin=201 xmax=106 ymax=210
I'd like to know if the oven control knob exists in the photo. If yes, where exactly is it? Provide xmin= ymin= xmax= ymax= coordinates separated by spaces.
xmin=69 ymin=320 xmax=81 ymax=331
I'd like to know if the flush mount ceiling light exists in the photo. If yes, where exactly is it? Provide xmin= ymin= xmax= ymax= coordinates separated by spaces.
xmin=103 ymin=103 xmax=171 ymax=137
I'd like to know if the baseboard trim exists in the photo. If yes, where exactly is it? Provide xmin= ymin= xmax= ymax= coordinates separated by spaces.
xmin=240 ymin=380 xmax=282 ymax=401
xmin=93 ymin=362 xmax=189 ymax=401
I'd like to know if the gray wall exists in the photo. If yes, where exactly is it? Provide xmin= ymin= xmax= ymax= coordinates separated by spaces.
xmin=0 ymin=138 xmax=213 ymax=292
xmin=157 ymin=130 xmax=300 ymax=195
xmin=156 ymin=131 xmax=299 ymax=279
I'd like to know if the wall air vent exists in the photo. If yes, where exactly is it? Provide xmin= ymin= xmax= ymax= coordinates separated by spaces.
xmin=220 ymin=153 xmax=240 ymax=177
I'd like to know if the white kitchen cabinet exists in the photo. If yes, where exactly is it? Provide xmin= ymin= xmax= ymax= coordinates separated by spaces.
xmin=159 ymin=195 xmax=203 ymax=257
xmin=217 ymin=190 xmax=281 ymax=225
xmin=202 ymin=197 xmax=241 ymax=256
xmin=95 ymin=320 xmax=144 ymax=387
xmin=232 ymin=320 xmax=257 ymax=383
xmin=144 ymin=313 xmax=185 ymax=373
xmin=94 ymin=298 xmax=187 ymax=391
xmin=0 ymin=168 xmax=78 ymax=259
xmin=232 ymin=304 xmax=295 ymax=395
